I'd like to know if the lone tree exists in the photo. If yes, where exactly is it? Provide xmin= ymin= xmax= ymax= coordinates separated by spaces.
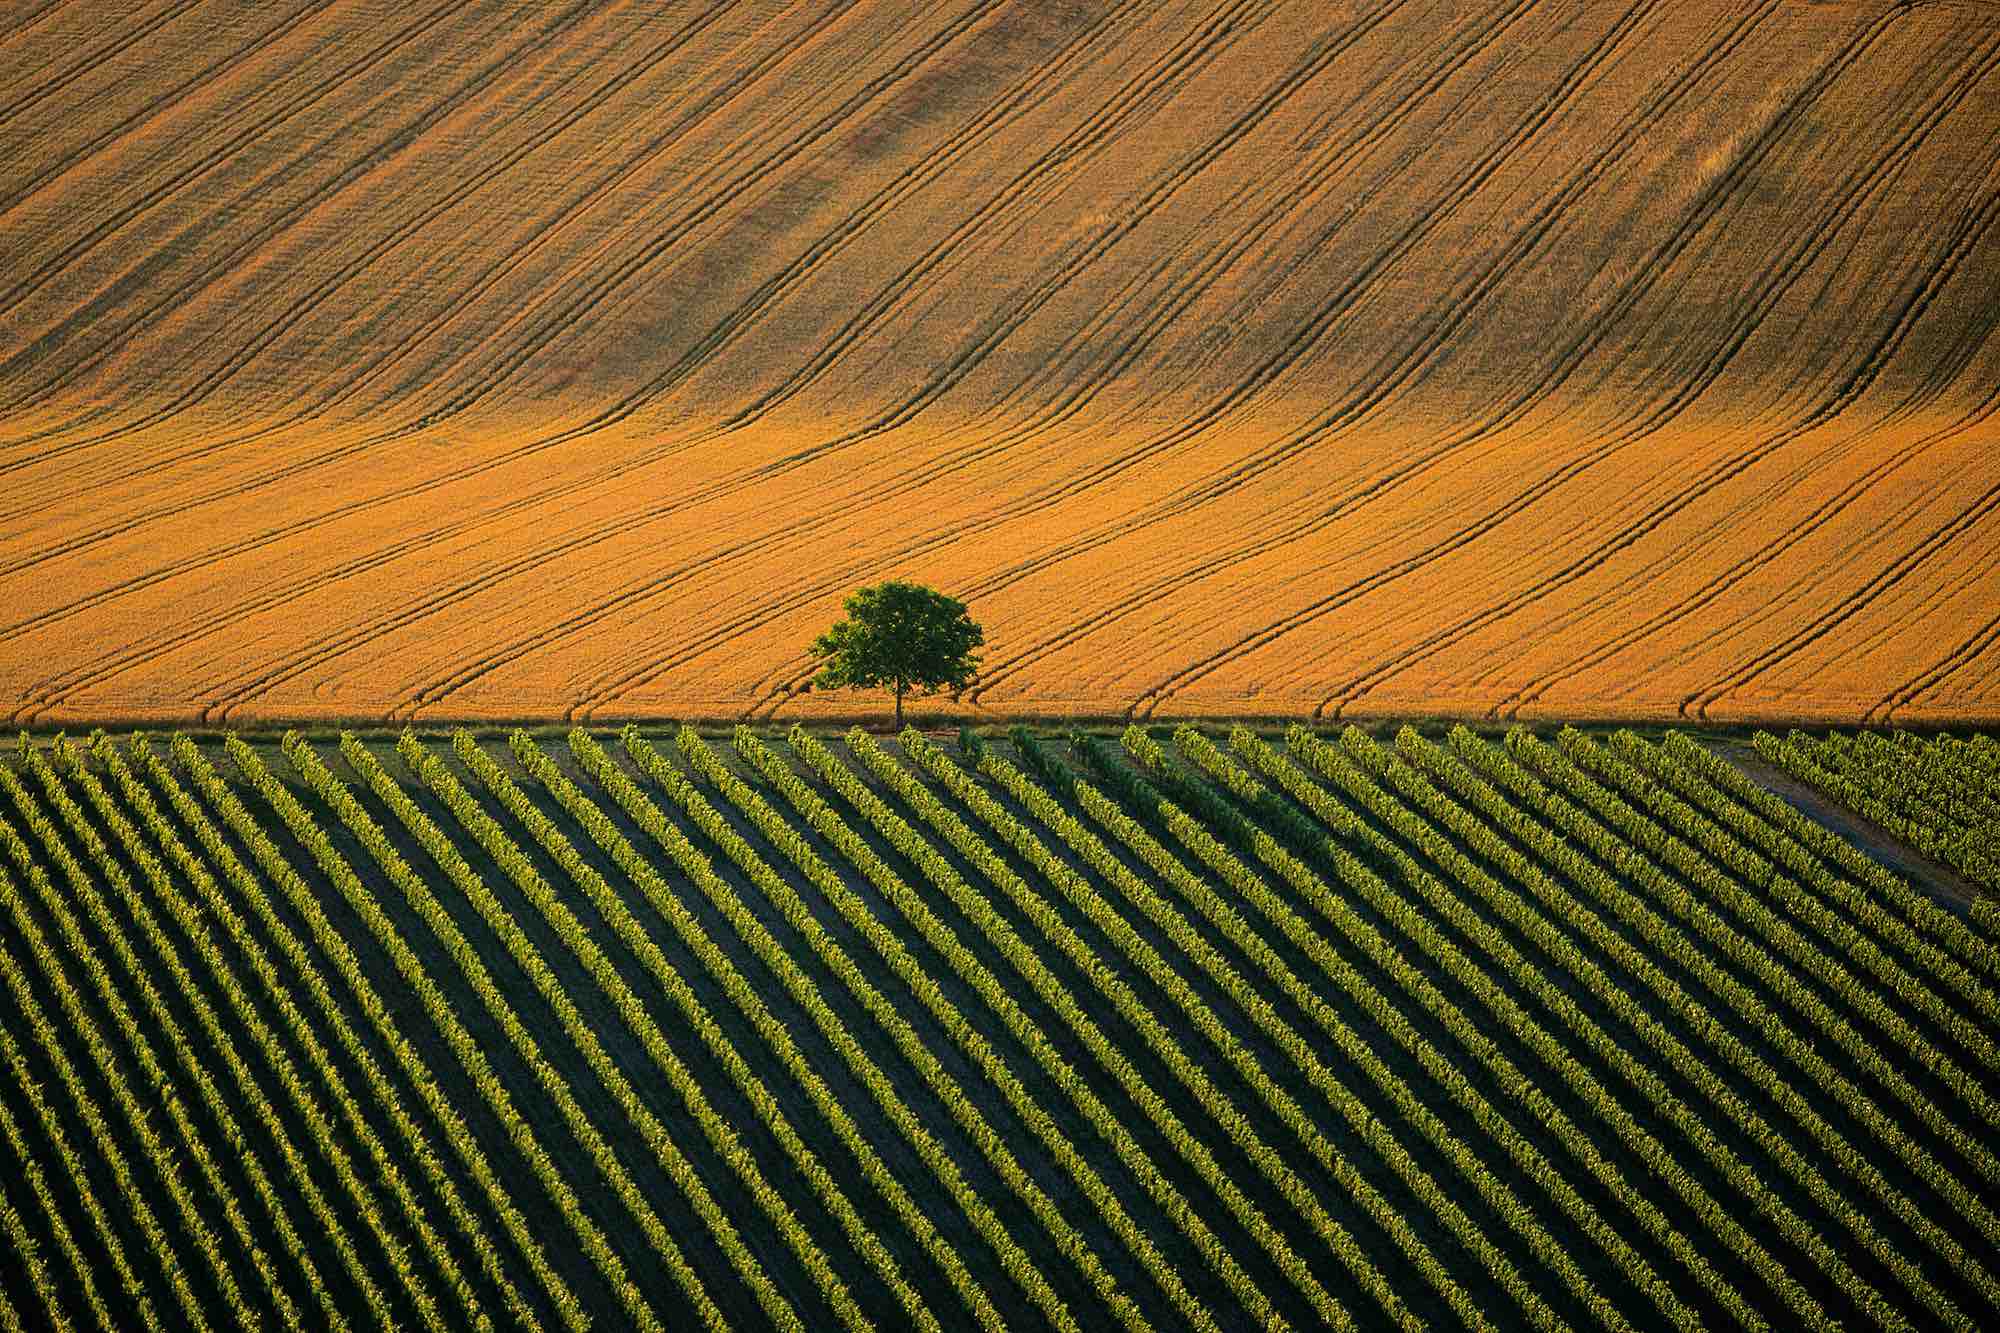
xmin=807 ymin=581 xmax=982 ymax=728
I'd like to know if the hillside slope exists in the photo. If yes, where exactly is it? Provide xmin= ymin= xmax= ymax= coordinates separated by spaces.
xmin=3 ymin=0 xmax=1997 ymax=725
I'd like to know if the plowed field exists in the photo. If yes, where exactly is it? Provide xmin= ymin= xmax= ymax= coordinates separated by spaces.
xmin=4 ymin=0 xmax=1998 ymax=726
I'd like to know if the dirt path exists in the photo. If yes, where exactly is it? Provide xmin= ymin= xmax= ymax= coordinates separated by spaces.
xmin=1713 ymin=741 xmax=1986 ymax=913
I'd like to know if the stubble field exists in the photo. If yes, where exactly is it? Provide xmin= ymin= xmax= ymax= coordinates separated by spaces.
xmin=3 ymin=0 xmax=1998 ymax=723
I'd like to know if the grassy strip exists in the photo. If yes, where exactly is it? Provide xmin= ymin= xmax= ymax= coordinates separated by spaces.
xmin=0 ymin=864 xmax=220 ymax=1333
xmin=1651 ymin=734 xmax=2000 ymax=1019
xmin=590 ymin=725 xmax=1057 ymax=1331
xmin=473 ymin=731 xmax=956 ymax=1333
xmin=53 ymin=737 xmax=420 ymax=1331
xmin=789 ymin=725 xmax=1233 ymax=1333
xmin=859 ymin=728 xmax=1345 ymax=1332
xmin=1415 ymin=728 xmax=2000 ymax=1281
xmin=305 ymin=732 xmax=731 ymax=1332
xmin=1566 ymin=731 xmax=2000 ymax=1092
xmin=1115 ymin=726 xmax=1789 ymax=1332
xmin=393 ymin=731 xmax=865 ymax=1333
xmin=1342 ymin=727 xmax=1982 ymax=1326
xmin=0 ymin=1065 xmax=121 ymax=1333
xmin=1513 ymin=731 xmax=2000 ymax=1174
xmin=1271 ymin=726 xmax=1889 ymax=1331
xmin=168 ymin=737 xmax=562 ymax=1332
xmin=0 ymin=759 xmax=292 ymax=1333
xmin=0 ymin=1159 xmax=69 ymax=1333
xmin=1757 ymin=732 xmax=2000 ymax=928
xmin=229 ymin=732 xmax=658 ymax=1331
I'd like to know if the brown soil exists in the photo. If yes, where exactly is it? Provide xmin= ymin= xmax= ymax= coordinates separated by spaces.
xmin=3 ymin=0 xmax=1998 ymax=726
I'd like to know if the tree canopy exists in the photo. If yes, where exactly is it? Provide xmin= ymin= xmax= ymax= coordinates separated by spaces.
xmin=807 ymin=581 xmax=982 ymax=727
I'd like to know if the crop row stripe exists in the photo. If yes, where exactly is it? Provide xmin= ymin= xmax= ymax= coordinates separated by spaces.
xmin=594 ymin=724 xmax=1075 ymax=1333
xmin=1339 ymin=726 xmax=1987 ymax=1324
xmin=1119 ymin=725 xmax=1801 ymax=1331
xmin=391 ymin=730 xmax=872 ymax=1333
xmin=106 ymin=734 xmax=496 ymax=1332
xmin=227 ymin=732 xmax=662 ymax=1332
xmin=786 ymin=724 xmax=1239 ymax=1333
xmin=472 ymin=730 xmax=966 ymax=1333
xmin=1669 ymin=732 xmax=2000 ymax=969
xmin=1757 ymin=731 xmax=2000 ymax=928
xmin=1515 ymin=730 xmax=2000 ymax=1174
xmin=0 ymin=755 xmax=296 ymax=1333
xmin=0 ymin=847 xmax=227 ymax=1332
xmin=957 ymin=726 xmax=1606 ymax=1332
xmin=307 ymin=733 xmax=736 ymax=1333
xmin=946 ymin=731 xmax=1457 ymax=1330
xmin=52 ymin=736 xmax=431 ymax=1332
xmin=26 ymin=740 xmax=376 ymax=1330
xmin=1003 ymin=725 xmax=1693 ymax=1333
xmin=0 ymin=941 xmax=175 ymax=1332
xmin=1067 ymin=728 xmax=1748 ymax=1331
xmin=1414 ymin=727 xmax=2000 ymax=1280
xmin=1651 ymin=732 xmax=2000 ymax=1018
xmin=656 ymin=725 xmax=1141 ymax=1332
xmin=167 ymin=736 xmax=567 ymax=1332
xmin=0 ymin=1155 xmax=70 ymax=1333
xmin=1568 ymin=729 xmax=2000 ymax=1086
xmin=1268 ymin=727 xmax=1894 ymax=1331
xmin=861 ymin=728 xmax=1370 ymax=1333
xmin=0 ymin=1054 xmax=123 ymax=1333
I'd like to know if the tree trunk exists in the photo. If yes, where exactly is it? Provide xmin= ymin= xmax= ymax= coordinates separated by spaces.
xmin=894 ymin=681 xmax=904 ymax=730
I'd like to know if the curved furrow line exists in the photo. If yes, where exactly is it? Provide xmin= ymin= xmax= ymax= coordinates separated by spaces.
xmin=386 ymin=0 xmax=1408 ymax=482
xmin=1104 ymin=0 xmax=1858 ymax=533
xmin=956 ymin=0 xmax=1675 ymax=699
xmin=342 ymin=0 xmax=1304 ymax=566
xmin=945 ymin=0 xmax=1613 ymax=465
xmin=1879 ymin=600 xmax=2000 ymax=722
xmin=0 ymin=0 xmax=743 ymax=500
xmin=442 ymin=1 xmax=1486 ymax=716
xmin=0 ymin=0 xmax=480 ymax=331
xmin=911 ymin=0 xmax=1807 ymax=663
xmin=1688 ymin=473 xmax=2000 ymax=721
xmin=0 ymin=0 xmax=76 ymax=48
xmin=0 ymin=0 xmax=609 ymax=416
xmin=1127 ymin=10 xmax=1975 ymax=719
xmin=0 ymin=0 xmax=997 ymax=555
xmin=0 ymin=0 xmax=1388 ymax=645
xmin=147 ymin=0 xmax=1349 ymax=719
xmin=0 ymin=0 xmax=339 ymax=220
xmin=446 ymin=0 xmax=1174 ymax=462
xmin=1527 ymin=26 xmax=1998 ymax=463
xmin=0 ymin=0 xmax=205 ymax=129
xmin=374 ymin=0 xmax=1028 ymax=434
xmin=0 ymin=0 xmax=871 ymax=528
xmin=113 ymin=0 xmax=1135 ymax=502
xmin=1501 ymin=149 xmax=2000 ymax=718
xmin=50 ymin=0 xmax=876 ymax=463
xmin=0 ymin=0 xmax=1130 ymax=648
xmin=587 ymin=0 xmax=1659 ymax=719
xmin=656 ymin=0 xmax=1475 ymax=466
xmin=187 ymin=423 xmax=1072 ymax=727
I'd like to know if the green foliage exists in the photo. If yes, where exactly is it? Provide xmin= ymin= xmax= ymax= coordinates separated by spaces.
xmin=7 ymin=720 xmax=1999 ymax=1332
xmin=809 ymin=581 xmax=981 ymax=724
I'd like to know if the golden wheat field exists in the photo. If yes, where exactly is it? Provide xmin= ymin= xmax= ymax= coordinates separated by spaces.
xmin=3 ymin=0 xmax=1998 ymax=726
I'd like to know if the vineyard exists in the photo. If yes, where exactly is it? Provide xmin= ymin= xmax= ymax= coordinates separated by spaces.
xmin=5 ymin=0 xmax=2000 ymax=724
xmin=0 ymin=720 xmax=1994 ymax=1331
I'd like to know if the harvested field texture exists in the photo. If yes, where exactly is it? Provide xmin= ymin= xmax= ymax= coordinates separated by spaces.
xmin=4 ymin=0 xmax=2000 ymax=725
